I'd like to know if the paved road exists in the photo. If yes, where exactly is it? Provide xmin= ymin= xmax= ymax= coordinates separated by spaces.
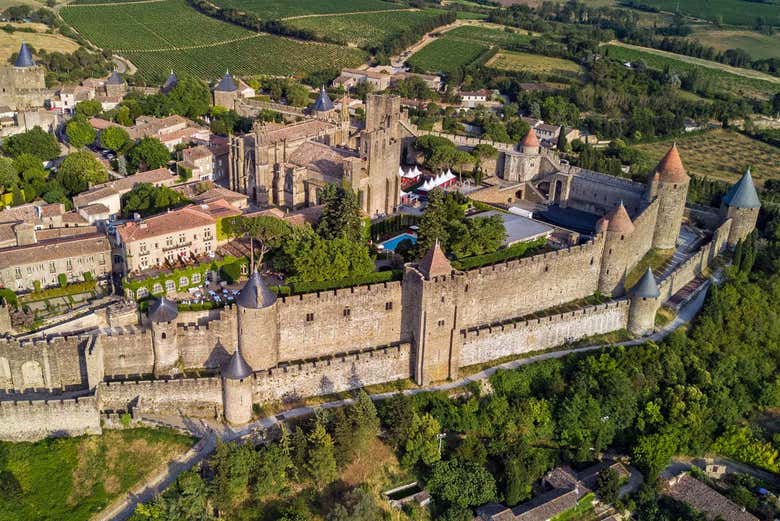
xmin=101 ymin=285 xmax=710 ymax=520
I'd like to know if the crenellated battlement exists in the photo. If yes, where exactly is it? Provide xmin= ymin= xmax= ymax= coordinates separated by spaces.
xmin=264 ymin=342 xmax=410 ymax=378
xmin=464 ymin=238 xmax=600 ymax=279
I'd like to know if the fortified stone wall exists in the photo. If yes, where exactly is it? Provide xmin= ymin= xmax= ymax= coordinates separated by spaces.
xmin=253 ymin=342 xmax=411 ymax=404
xmin=0 ymin=336 xmax=85 ymax=392
xmin=98 ymin=377 xmax=222 ymax=418
xmin=620 ymin=198 xmax=660 ymax=280
xmin=0 ymin=396 xmax=100 ymax=442
xmin=100 ymin=329 xmax=154 ymax=378
xmin=277 ymin=282 xmax=404 ymax=362
xmin=460 ymin=300 xmax=630 ymax=366
xmin=566 ymin=170 xmax=646 ymax=216
xmin=176 ymin=307 xmax=238 ymax=369
xmin=459 ymin=238 xmax=605 ymax=327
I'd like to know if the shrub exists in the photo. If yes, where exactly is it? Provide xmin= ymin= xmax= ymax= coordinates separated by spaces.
xmin=33 ymin=280 xmax=41 ymax=292
xmin=83 ymin=272 xmax=93 ymax=282
xmin=0 ymin=288 xmax=18 ymax=306
xmin=220 ymin=262 xmax=242 ymax=284
xmin=58 ymin=273 xmax=68 ymax=288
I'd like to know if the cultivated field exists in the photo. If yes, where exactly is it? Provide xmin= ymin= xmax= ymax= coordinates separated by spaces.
xmin=691 ymin=28 xmax=780 ymax=61
xmin=407 ymin=34 xmax=488 ymax=73
xmin=211 ymin=0 xmax=400 ymax=19
xmin=630 ymin=0 xmax=780 ymax=27
xmin=605 ymin=42 xmax=780 ymax=100
xmin=287 ymin=9 xmax=446 ymax=47
xmin=0 ymin=429 xmax=193 ymax=521
xmin=0 ymin=23 xmax=79 ymax=61
xmin=443 ymin=24 xmax=536 ymax=47
xmin=487 ymin=50 xmax=581 ymax=76
xmin=60 ymin=0 xmax=366 ymax=82
xmin=635 ymin=129 xmax=780 ymax=186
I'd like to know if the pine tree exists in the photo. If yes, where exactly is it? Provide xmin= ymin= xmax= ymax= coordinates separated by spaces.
xmin=331 ymin=407 xmax=355 ymax=467
xmin=351 ymin=390 xmax=380 ymax=451
xmin=291 ymin=426 xmax=308 ymax=482
xmin=317 ymin=183 xmax=363 ymax=242
xmin=306 ymin=421 xmax=338 ymax=486
xmin=733 ymin=239 xmax=744 ymax=272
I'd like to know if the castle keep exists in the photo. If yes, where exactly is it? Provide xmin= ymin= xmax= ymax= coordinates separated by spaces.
xmin=0 ymin=98 xmax=761 ymax=440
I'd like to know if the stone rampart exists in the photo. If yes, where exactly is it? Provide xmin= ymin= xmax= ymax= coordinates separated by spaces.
xmin=98 ymin=377 xmax=222 ymax=418
xmin=176 ymin=307 xmax=238 ymax=370
xmin=567 ymin=169 xmax=645 ymax=215
xmin=277 ymin=281 xmax=404 ymax=361
xmin=622 ymin=197 xmax=660 ymax=276
xmin=0 ymin=395 xmax=100 ymax=441
xmin=460 ymin=300 xmax=629 ymax=366
xmin=253 ymin=342 xmax=411 ymax=403
xmin=459 ymin=238 xmax=605 ymax=327
xmin=100 ymin=328 xmax=155 ymax=378
xmin=0 ymin=335 xmax=86 ymax=392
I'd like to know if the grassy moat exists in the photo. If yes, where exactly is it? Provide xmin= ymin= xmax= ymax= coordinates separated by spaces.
xmin=0 ymin=428 xmax=194 ymax=521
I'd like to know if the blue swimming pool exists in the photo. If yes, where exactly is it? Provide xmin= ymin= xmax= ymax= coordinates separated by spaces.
xmin=380 ymin=232 xmax=417 ymax=252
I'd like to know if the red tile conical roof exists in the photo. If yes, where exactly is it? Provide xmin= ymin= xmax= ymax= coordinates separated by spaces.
xmin=519 ymin=128 xmax=540 ymax=148
xmin=602 ymin=201 xmax=635 ymax=235
xmin=655 ymin=144 xmax=688 ymax=183
xmin=418 ymin=239 xmax=453 ymax=279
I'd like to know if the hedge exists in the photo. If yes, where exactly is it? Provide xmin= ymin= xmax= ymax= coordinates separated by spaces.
xmin=452 ymin=237 xmax=547 ymax=271
xmin=271 ymin=269 xmax=403 ymax=296
xmin=19 ymin=280 xmax=98 ymax=304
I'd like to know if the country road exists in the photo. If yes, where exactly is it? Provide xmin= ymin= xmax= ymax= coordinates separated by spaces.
xmin=99 ymin=284 xmax=710 ymax=521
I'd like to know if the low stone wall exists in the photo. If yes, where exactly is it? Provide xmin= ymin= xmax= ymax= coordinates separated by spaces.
xmin=460 ymin=300 xmax=630 ymax=367
xmin=0 ymin=395 xmax=101 ymax=441
xmin=98 ymin=377 xmax=222 ymax=418
xmin=253 ymin=343 xmax=411 ymax=404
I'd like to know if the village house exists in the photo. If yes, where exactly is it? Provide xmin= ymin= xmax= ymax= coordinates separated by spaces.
xmin=130 ymin=114 xmax=210 ymax=151
xmin=177 ymin=145 xmax=215 ymax=181
xmin=333 ymin=68 xmax=392 ymax=91
xmin=114 ymin=199 xmax=241 ymax=275
xmin=51 ymin=70 xmax=128 ymax=113
xmin=460 ymin=89 xmax=492 ymax=108
xmin=72 ymin=168 xmax=179 ymax=219
xmin=665 ymin=472 xmax=759 ymax=521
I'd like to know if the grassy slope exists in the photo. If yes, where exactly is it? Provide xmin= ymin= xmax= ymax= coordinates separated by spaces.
xmin=0 ymin=429 xmax=194 ymax=521
xmin=633 ymin=0 xmax=780 ymax=26
xmin=634 ymin=129 xmax=780 ymax=187
xmin=691 ymin=27 xmax=780 ymax=61
xmin=0 ymin=23 xmax=79 ymax=62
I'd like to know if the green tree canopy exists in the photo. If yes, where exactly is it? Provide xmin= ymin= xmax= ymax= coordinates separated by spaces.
xmin=427 ymin=459 xmax=497 ymax=509
xmin=100 ymin=126 xmax=131 ymax=153
xmin=75 ymin=99 xmax=103 ymax=118
xmin=66 ymin=117 xmax=97 ymax=148
xmin=166 ymin=76 xmax=212 ymax=119
xmin=120 ymin=183 xmax=189 ymax=217
xmin=306 ymin=421 xmax=338 ymax=485
xmin=317 ymin=183 xmax=363 ymax=242
xmin=2 ymin=126 xmax=60 ymax=161
xmin=56 ymin=150 xmax=107 ymax=195
xmin=127 ymin=137 xmax=170 ymax=173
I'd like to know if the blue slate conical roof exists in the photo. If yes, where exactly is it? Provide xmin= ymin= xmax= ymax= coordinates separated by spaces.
xmin=106 ymin=70 xmax=124 ymax=85
xmin=222 ymin=346 xmax=252 ymax=380
xmin=148 ymin=297 xmax=179 ymax=323
xmin=630 ymin=268 xmax=660 ymax=299
xmin=235 ymin=271 xmax=277 ymax=309
xmin=162 ymin=70 xmax=178 ymax=93
xmin=723 ymin=168 xmax=761 ymax=209
xmin=14 ymin=42 xmax=34 ymax=68
xmin=312 ymin=85 xmax=334 ymax=112
xmin=215 ymin=71 xmax=237 ymax=92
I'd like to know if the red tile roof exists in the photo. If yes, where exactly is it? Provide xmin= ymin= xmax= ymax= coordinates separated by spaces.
xmin=418 ymin=240 xmax=453 ymax=280
xmin=655 ymin=143 xmax=688 ymax=183
xmin=519 ymin=128 xmax=540 ymax=148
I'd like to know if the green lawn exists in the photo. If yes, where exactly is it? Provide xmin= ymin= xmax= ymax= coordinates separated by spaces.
xmin=0 ymin=429 xmax=194 ymax=521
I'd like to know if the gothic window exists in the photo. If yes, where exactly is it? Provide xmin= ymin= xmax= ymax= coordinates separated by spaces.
xmin=136 ymin=287 xmax=148 ymax=299
xmin=437 ymin=319 xmax=445 ymax=327
xmin=191 ymin=272 xmax=201 ymax=284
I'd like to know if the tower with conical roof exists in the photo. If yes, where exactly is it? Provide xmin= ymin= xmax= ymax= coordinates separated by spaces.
xmin=147 ymin=297 xmax=180 ymax=376
xmin=14 ymin=42 xmax=34 ymax=68
xmin=235 ymin=244 xmax=280 ymax=371
xmin=162 ymin=70 xmax=178 ymax=94
xmin=597 ymin=201 xmax=636 ymax=297
xmin=503 ymin=128 xmax=543 ymax=183
xmin=221 ymin=342 xmax=253 ymax=425
xmin=627 ymin=267 xmax=661 ymax=336
xmin=0 ymin=42 xmax=46 ymax=110
xmin=311 ymin=85 xmax=335 ymax=113
xmin=213 ymin=70 xmax=239 ymax=108
xmin=721 ymin=167 xmax=761 ymax=247
xmin=649 ymin=144 xmax=689 ymax=250
xmin=104 ymin=69 xmax=127 ymax=97
xmin=402 ymin=240 xmax=462 ymax=385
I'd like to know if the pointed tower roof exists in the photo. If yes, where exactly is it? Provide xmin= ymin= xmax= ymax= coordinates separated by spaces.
xmin=162 ymin=70 xmax=178 ymax=93
xmin=630 ymin=268 xmax=660 ymax=298
xmin=600 ymin=201 xmax=635 ymax=235
xmin=519 ymin=128 xmax=540 ymax=148
xmin=14 ymin=42 xmax=34 ymax=68
xmin=222 ymin=346 xmax=252 ymax=380
xmin=312 ymin=85 xmax=334 ymax=112
xmin=418 ymin=239 xmax=453 ymax=280
xmin=148 ymin=297 xmax=178 ymax=323
xmin=215 ymin=70 xmax=237 ymax=92
xmin=654 ymin=143 xmax=688 ymax=183
xmin=723 ymin=168 xmax=761 ymax=209
xmin=235 ymin=271 xmax=277 ymax=309
xmin=106 ymin=70 xmax=124 ymax=85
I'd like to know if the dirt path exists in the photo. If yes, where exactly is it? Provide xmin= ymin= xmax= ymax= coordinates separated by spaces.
xmin=282 ymin=7 xmax=419 ymax=21
xmin=608 ymin=41 xmax=780 ymax=84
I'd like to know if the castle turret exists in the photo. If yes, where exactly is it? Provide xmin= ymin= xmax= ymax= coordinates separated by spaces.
xmin=597 ymin=201 xmax=635 ymax=297
xmin=221 ymin=344 xmax=253 ymax=425
xmin=311 ymin=85 xmax=334 ymax=113
xmin=402 ymin=240 xmax=462 ymax=385
xmin=235 ymin=270 xmax=279 ymax=371
xmin=650 ymin=144 xmax=689 ymax=250
xmin=104 ymin=69 xmax=126 ymax=97
xmin=627 ymin=268 xmax=660 ymax=336
xmin=213 ymin=70 xmax=238 ymax=108
xmin=162 ymin=70 xmax=178 ymax=94
xmin=147 ymin=297 xmax=179 ymax=376
xmin=14 ymin=42 xmax=34 ymax=68
xmin=519 ymin=128 xmax=540 ymax=155
xmin=721 ymin=167 xmax=761 ymax=247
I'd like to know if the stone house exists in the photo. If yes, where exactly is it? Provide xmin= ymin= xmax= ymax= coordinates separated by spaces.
xmin=72 ymin=168 xmax=179 ymax=218
xmin=178 ymin=145 xmax=214 ymax=181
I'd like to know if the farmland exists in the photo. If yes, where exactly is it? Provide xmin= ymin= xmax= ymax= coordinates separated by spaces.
xmin=634 ymin=129 xmax=780 ymax=186
xmin=625 ymin=0 xmax=780 ymax=27
xmin=211 ymin=0 xmax=401 ymax=19
xmin=0 ymin=23 xmax=79 ymax=62
xmin=287 ymin=9 xmax=446 ymax=47
xmin=60 ymin=0 xmax=366 ymax=82
xmin=443 ymin=24 xmax=537 ymax=47
xmin=407 ymin=35 xmax=489 ymax=73
xmin=605 ymin=42 xmax=780 ymax=100
xmin=486 ymin=50 xmax=582 ymax=77
xmin=691 ymin=28 xmax=780 ymax=61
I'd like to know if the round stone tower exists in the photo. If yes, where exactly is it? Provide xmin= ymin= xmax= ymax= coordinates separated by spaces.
xmin=147 ymin=297 xmax=179 ymax=376
xmin=720 ymin=167 xmax=761 ymax=247
xmin=627 ymin=267 xmax=661 ymax=336
xmin=235 ymin=271 xmax=279 ymax=371
xmin=597 ymin=201 xmax=635 ymax=297
xmin=221 ymin=345 xmax=253 ymax=425
xmin=519 ymin=127 xmax=540 ymax=155
xmin=650 ymin=144 xmax=690 ymax=250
